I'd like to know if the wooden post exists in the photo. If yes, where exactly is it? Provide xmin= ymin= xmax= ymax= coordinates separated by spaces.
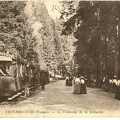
xmin=24 ymin=85 xmax=30 ymax=97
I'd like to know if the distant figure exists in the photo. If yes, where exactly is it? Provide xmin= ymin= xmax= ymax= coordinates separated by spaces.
xmin=84 ymin=77 xmax=88 ymax=86
xmin=102 ymin=75 xmax=107 ymax=88
xmin=112 ymin=75 xmax=117 ymax=93
xmin=23 ymin=72 xmax=29 ymax=85
xmin=109 ymin=78 xmax=113 ymax=92
xmin=80 ymin=76 xmax=87 ymax=94
xmin=66 ymin=76 xmax=69 ymax=86
xmin=90 ymin=75 xmax=96 ymax=87
xmin=102 ymin=75 xmax=109 ymax=91
xmin=68 ymin=76 xmax=73 ymax=86
xmin=115 ymin=79 xmax=120 ymax=100
xmin=40 ymin=72 xmax=46 ymax=90
xmin=73 ymin=77 xmax=80 ymax=94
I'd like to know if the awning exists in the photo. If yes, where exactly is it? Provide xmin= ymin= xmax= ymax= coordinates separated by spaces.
xmin=0 ymin=56 xmax=12 ymax=61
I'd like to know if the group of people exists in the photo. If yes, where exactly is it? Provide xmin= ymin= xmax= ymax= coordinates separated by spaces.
xmin=65 ymin=73 xmax=120 ymax=100
xmin=65 ymin=75 xmax=87 ymax=95
xmin=102 ymin=75 xmax=120 ymax=100
xmin=73 ymin=76 xmax=87 ymax=94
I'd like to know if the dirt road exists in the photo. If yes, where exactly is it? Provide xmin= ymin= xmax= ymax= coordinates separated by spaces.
xmin=0 ymin=80 xmax=120 ymax=117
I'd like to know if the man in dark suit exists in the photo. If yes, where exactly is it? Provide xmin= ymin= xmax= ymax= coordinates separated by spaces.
xmin=40 ymin=71 xmax=46 ymax=90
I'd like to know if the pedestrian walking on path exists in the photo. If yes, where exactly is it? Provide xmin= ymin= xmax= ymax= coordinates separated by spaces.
xmin=73 ymin=77 xmax=81 ymax=94
xmin=80 ymin=76 xmax=87 ymax=94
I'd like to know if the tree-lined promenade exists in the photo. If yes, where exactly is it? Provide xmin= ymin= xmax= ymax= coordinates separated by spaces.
xmin=1 ymin=1 xmax=120 ymax=89
xmin=0 ymin=1 xmax=120 ymax=117
xmin=61 ymin=1 xmax=120 ymax=87
xmin=0 ymin=80 xmax=120 ymax=117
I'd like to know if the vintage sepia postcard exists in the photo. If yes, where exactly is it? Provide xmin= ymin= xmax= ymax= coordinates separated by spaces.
xmin=0 ymin=0 xmax=120 ymax=118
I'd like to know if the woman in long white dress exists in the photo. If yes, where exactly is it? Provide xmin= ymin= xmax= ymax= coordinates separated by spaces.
xmin=73 ymin=77 xmax=80 ymax=94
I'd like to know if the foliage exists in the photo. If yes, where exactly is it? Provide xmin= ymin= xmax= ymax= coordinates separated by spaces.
xmin=24 ymin=1 xmax=65 ymax=71
xmin=0 ymin=1 xmax=77 ymax=76
xmin=61 ymin=1 xmax=120 ymax=86
xmin=0 ymin=1 xmax=28 ymax=58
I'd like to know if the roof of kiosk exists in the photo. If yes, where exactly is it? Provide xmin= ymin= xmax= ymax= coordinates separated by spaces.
xmin=0 ymin=52 xmax=15 ymax=61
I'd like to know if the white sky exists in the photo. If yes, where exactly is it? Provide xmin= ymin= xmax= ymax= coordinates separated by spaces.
xmin=44 ymin=0 xmax=62 ymax=20
xmin=1 ymin=0 xmax=62 ymax=20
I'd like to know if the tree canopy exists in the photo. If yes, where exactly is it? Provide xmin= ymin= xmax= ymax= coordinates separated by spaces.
xmin=0 ymin=1 xmax=76 ymax=75
xmin=61 ymin=1 xmax=120 ymax=86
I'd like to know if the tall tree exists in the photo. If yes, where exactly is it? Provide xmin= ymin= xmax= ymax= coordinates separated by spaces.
xmin=61 ymin=1 xmax=120 ymax=86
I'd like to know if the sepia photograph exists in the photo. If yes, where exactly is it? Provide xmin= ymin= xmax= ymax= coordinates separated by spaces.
xmin=0 ymin=0 xmax=120 ymax=118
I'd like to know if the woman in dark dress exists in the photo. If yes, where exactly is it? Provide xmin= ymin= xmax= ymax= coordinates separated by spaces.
xmin=115 ymin=79 xmax=120 ymax=100
xmin=66 ymin=77 xmax=69 ymax=86
xmin=80 ymin=76 xmax=87 ymax=94
xmin=68 ymin=76 xmax=73 ymax=86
